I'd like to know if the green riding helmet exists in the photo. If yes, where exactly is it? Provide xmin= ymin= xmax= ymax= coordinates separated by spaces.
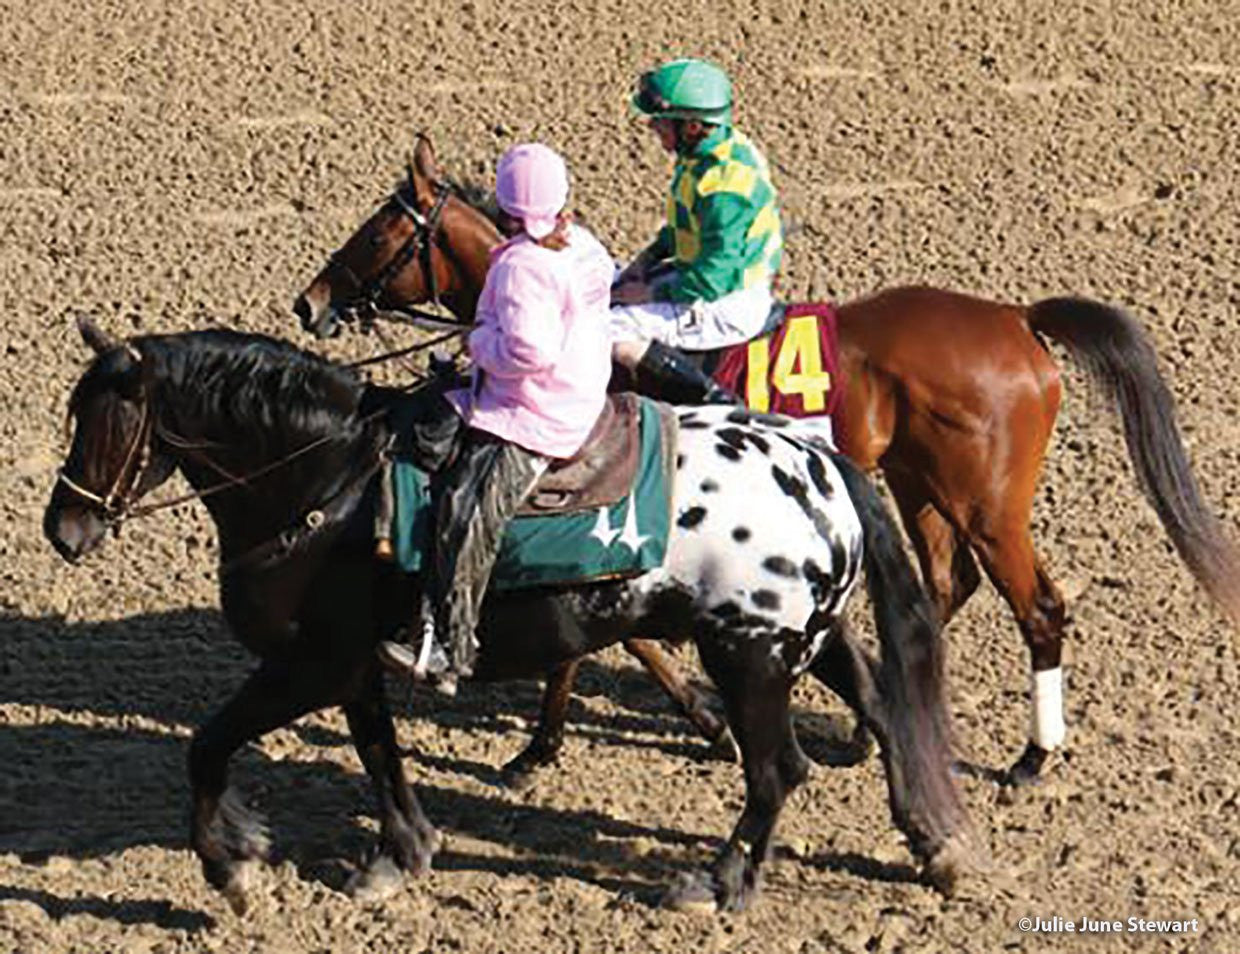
xmin=630 ymin=58 xmax=733 ymax=125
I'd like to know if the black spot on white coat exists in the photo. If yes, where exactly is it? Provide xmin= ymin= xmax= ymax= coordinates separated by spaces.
xmin=747 ymin=431 xmax=771 ymax=455
xmin=762 ymin=555 xmax=799 ymax=578
xmin=752 ymin=589 xmax=781 ymax=610
xmin=806 ymin=453 xmax=834 ymax=499
xmin=678 ymin=506 xmax=707 ymax=529
xmin=716 ymin=428 xmax=748 ymax=451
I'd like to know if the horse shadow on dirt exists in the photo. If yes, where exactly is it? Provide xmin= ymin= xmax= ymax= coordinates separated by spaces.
xmin=0 ymin=607 xmax=899 ymax=929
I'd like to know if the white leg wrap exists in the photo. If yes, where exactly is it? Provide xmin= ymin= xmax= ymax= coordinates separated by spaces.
xmin=1031 ymin=666 xmax=1066 ymax=751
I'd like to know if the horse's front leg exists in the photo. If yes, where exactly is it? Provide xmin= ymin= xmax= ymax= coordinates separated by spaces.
xmin=664 ymin=633 xmax=805 ymax=913
xmin=501 ymin=657 xmax=581 ymax=788
xmin=188 ymin=657 xmax=335 ymax=915
xmin=342 ymin=671 xmax=441 ymax=900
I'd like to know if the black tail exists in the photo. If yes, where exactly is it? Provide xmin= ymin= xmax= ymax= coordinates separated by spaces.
xmin=833 ymin=454 xmax=969 ymax=854
xmin=1029 ymin=298 xmax=1240 ymax=619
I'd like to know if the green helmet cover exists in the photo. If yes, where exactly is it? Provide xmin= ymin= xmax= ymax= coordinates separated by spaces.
xmin=631 ymin=58 xmax=733 ymax=125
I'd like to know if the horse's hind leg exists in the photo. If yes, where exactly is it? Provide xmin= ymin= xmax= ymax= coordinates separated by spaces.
xmin=888 ymin=412 xmax=1066 ymax=784
xmin=510 ymin=641 xmax=732 ymax=788
xmin=624 ymin=639 xmax=733 ymax=756
xmin=342 ymin=670 xmax=441 ymax=900
xmin=970 ymin=522 xmax=1069 ymax=784
xmin=664 ymin=634 xmax=802 ymax=913
xmin=812 ymin=473 xmax=979 ymax=764
xmin=805 ymin=620 xmax=879 ymax=765
xmin=885 ymin=471 xmax=981 ymax=623
xmin=189 ymin=657 xmax=339 ymax=914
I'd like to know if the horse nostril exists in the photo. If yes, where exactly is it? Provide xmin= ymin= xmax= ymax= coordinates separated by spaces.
xmin=293 ymin=295 xmax=313 ymax=329
xmin=46 ymin=515 xmax=84 ymax=563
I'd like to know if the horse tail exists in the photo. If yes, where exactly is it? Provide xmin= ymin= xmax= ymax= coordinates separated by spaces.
xmin=1028 ymin=297 xmax=1240 ymax=620
xmin=832 ymin=453 xmax=969 ymax=857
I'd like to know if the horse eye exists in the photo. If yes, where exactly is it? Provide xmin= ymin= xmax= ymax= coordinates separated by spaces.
xmin=369 ymin=232 xmax=386 ymax=248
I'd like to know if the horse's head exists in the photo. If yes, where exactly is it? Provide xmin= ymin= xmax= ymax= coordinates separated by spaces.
xmin=293 ymin=136 xmax=500 ymax=339
xmin=44 ymin=317 xmax=177 ymax=562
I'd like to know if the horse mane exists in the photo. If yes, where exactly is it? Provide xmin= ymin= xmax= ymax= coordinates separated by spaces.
xmin=388 ymin=174 xmax=500 ymax=227
xmin=79 ymin=330 xmax=368 ymax=448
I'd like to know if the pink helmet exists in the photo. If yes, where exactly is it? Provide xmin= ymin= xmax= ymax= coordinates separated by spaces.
xmin=495 ymin=143 xmax=569 ymax=239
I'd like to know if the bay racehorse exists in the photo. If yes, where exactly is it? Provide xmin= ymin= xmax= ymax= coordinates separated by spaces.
xmin=44 ymin=317 xmax=972 ymax=914
xmin=293 ymin=136 xmax=1240 ymax=784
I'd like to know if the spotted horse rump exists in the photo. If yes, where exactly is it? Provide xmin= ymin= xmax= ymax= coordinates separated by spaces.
xmin=624 ymin=404 xmax=864 ymax=676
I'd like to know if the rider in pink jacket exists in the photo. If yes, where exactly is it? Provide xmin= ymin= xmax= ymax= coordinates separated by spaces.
xmin=380 ymin=143 xmax=614 ymax=684
xmin=449 ymin=206 xmax=613 ymax=458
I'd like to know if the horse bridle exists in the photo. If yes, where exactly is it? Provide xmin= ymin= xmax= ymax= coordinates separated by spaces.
xmin=326 ymin=174 xmax=453 ymax=321
xmin=55 ymin=344 xmax=155 ymax=526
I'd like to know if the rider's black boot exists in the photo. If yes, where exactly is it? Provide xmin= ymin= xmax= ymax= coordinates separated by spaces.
xmin=634 ymin=340 xmax=738 ymax=406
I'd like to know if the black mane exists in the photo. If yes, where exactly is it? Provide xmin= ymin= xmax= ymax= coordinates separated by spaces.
xmin=76 ymin=330 xmax=367 ymax=449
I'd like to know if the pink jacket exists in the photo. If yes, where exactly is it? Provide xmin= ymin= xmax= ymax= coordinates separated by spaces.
xmin=447 ymin=224 xmax=614 ymax=459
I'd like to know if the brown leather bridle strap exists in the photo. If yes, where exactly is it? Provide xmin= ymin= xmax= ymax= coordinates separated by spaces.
xmin=327 ymin=178 xmax=454 ymax=320
xmin=55 ymin=378 xmax=154 ymax=522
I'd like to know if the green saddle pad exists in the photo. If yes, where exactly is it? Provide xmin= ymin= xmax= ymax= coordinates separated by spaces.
xmin=391 ymin=398 xmax=672 ymax=590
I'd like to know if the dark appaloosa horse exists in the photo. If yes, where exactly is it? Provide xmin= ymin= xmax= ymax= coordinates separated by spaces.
xmin=44 ymin=317 xmax=972 ymax=914
xmin=293 ymin=136 xmax=1240 ymax=784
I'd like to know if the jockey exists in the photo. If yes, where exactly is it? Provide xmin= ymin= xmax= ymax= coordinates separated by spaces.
xmin=611 ymin=58 xmax=784 ymax=405
xmin=379 ymin=143 xmax=615 ymax=684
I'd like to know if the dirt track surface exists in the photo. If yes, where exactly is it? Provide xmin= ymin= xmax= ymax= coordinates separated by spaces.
xmin=3 ymin=1 xmax=1240 ymax=951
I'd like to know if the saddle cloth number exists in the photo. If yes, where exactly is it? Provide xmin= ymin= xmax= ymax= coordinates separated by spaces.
xmin=744 ymin=314 xmax=831 ymax=413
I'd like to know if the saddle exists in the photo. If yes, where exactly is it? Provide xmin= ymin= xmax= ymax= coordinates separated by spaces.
xmin=518 ymin=392 xmax=641 ymax=515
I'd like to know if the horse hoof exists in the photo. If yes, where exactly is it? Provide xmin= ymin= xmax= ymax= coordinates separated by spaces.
xmin=845 ymin=725 xmax=876 ymax=763
xmin=501 ymin=753 xmax=555 ymax=790
xmin=816 ymin=726 xmax=874 ymax=768
xmin=408 ymin=826 xmax=442 ymax=876
xmin=218 ymin=789 xmax=273 ymax=862
xmin=1003 ymin=742 xmax=1050 ymax=788
xmin=501 ymin=765 xmax=539 ymax=791
xmin=705 ymin=727 xmax=740 ymax=764
xmin=346 ymin=855 xmax=405 ymax=904
xmin=922 ymin=833 xmax=986 ymax=898
xmin=220 ymin=863 xmax=254 ymax=916
xmin=662 ymin=871 xmax=720 ymax=915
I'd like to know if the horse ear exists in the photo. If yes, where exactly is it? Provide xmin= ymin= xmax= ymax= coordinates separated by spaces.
xmin=410 ymin=134 xmax=440 ymax=205
xmin=77 ymin=315 xmax=118 ymax=355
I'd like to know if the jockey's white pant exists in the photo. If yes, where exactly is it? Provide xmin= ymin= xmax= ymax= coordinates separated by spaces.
xmin=609 ymin=284 xmax=775 ymax=352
